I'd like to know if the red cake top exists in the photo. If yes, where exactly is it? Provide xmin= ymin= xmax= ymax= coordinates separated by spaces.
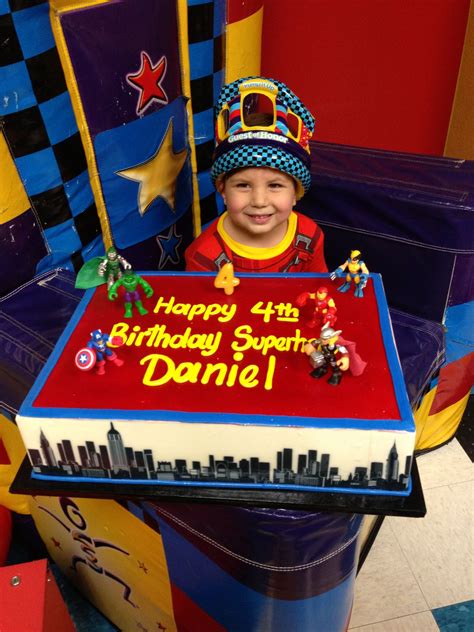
xmin=33 ymin=274 xmax=400 ymax=421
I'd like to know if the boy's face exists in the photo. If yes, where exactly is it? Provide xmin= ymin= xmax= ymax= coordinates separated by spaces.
xmin=217 ymin=167 xmax=296 ymax=247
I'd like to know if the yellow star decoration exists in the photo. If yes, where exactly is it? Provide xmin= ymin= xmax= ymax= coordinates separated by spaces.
xmin=117 ymin=118 xmax=188 ymax=215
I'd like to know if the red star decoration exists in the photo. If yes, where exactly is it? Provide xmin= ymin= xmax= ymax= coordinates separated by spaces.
xmin=127 ymin=52 xmax=168 ymax=115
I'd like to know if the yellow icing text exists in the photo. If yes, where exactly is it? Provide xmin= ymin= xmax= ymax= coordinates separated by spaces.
xmin=109 ymin=323 xmax=221 ymax=357
xmin=232 ymin=325 xmax=313 ymax=356
xmin=140 ymin=352 xmax=276 ymax=390
xmin=153 ymin=295 xmax=236 ymax=323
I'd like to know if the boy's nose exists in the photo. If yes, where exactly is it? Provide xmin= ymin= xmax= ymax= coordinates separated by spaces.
xmin=251 ymin=187 xmax=267 ymax=207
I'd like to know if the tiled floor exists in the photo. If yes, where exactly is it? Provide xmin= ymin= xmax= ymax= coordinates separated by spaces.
xmin=349 ymin=429 xmax=474 ymax=631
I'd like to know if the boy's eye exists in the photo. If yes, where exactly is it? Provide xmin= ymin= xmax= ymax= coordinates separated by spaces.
xmin=269 ymin=182 xmax=289 ymax=190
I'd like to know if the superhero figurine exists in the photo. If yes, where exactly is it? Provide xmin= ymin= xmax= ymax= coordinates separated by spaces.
xmin=98 ymin=246 xmax=132 ymax=290
xmin=296 ymin=285 xmax=337 ymax=328
xmin=108 ymin=269 xmax=154 ymax=318
xmin=304 ymin=327 xmax=349 ymax=386
xmin=75 ymin=246 xmax=131 ymax=290
xmin=304 ymin=327 xmax=367 ymax=386
xmin=75 ymin=329 xmax=124 ymax=376
xmin=330 ymin=250 xmax=369 ymax=298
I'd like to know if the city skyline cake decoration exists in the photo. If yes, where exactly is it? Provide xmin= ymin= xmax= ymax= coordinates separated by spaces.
xmin=16 ymin=272 xmax=416 ymax=496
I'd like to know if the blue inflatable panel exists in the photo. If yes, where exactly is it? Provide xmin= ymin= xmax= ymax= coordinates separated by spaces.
xmin=390 ymin=308 xmax=445 ymax=408
xmin=301 ymin=142 xmax=474 ymax=322
xmin=0 ymin=269 xmax=83 ymax=415
xmin=151 ymin=502 xmax=361 ymax=631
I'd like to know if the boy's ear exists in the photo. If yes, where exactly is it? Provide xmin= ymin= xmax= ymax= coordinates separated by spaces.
xmin=216 ymin=177 xmax=226 ymax=202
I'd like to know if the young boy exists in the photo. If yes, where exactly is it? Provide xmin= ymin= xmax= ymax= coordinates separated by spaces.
xmin=185 ymin=76 xmax=327 ymax=273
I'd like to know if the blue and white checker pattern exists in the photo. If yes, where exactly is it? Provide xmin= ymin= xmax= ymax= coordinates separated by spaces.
xmin=0 ymin=0 xmax=103 ymax=274
xmin=211 ymin=145 xmax=312 ymax=194
xmin=187 ymin=0 xmax=226 ymax=227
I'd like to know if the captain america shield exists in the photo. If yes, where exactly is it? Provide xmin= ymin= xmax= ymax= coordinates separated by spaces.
xmin=75 ymin=347 xmax=96 ymax=371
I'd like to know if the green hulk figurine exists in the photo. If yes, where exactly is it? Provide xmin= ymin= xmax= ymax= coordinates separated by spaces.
xmin=108 ymin=269 xmax=154 ymax=318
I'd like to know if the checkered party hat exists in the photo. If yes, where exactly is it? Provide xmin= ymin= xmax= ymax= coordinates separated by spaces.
xmin=211 ymin=77 xmax=315 ymax=199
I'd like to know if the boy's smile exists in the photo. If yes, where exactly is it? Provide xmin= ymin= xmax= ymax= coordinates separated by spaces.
xmin=217 ymin=167 xmax=297 ymax=248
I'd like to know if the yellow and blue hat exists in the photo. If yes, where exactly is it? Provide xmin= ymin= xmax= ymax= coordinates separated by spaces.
xmin=211 ymin=77 xmax=315 ymax=199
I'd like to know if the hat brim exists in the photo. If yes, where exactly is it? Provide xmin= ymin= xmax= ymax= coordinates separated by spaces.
xmin=211 ymin=145 xmax=310 ymax=200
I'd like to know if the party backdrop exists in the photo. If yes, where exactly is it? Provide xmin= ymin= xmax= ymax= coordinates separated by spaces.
xmin=1 ymin=0 xmax=256 ymax=297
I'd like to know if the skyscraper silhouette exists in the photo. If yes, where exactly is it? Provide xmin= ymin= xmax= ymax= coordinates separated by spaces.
xmin=386 ymin=442 xmax=399 ymax=481
xmin=40 ymin=429 xmax=57 ymax=467
xmin=107 ymin=423 xmax=128 ymax=472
